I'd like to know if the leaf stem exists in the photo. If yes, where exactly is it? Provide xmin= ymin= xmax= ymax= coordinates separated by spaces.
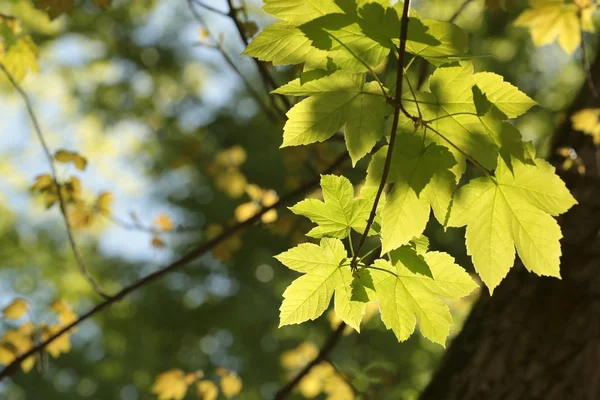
xmin=351 ymin=0 xmax=415 ymax=268
xmin=0 ymin=64 xmax=110 ymax=300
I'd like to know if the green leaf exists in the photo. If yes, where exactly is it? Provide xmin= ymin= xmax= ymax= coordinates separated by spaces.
xmin=381 ymin=181 xmax=429 ymax=254
xmin=279 ymin=72 xmax=389 ymax=164
xmin=276 ymin=238 xmax=365 ymax=330
xmin=473 ymin=72 xmax=537 ymax=118
xmin=243 ymin=22 xmax=328 ymax=68
xmin=404 ymin=19 xmax=468 ymax=63
xmin=400 ymin=62 xmax=534 ymax=178
xmin=263 ymin=0 xmax=343 ymax=25
xmin=367 ymin=135 xmax=456 ymax=252
xmin=448 ymin=156 xmax=577 ymax=292
xmin=290 ymin=174 xmax=375 ymax=239
xmin=369 ymin=252 xmax=477 ymax=345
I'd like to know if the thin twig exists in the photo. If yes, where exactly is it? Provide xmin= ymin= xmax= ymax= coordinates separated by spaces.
xmin=0 ymin=64 xmax=110 ymax=300
xmin=272 ymin=322 xmax=348 ymax=400
xmin=187 ymin=0 xmax=279 ymax=122
xmin=224 ymin=0 xmax=292 ymax=113
xmin=0 ymin=152 xmax=349 ymax=382
xmin=352 ymin=0 xmax=414 ymax=263
xmin=192 ymin=0 xmax=228 ymax=16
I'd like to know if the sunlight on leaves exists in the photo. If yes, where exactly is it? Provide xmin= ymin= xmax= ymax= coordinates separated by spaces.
xmin=514 ymin=0 xmax=596 ymax=55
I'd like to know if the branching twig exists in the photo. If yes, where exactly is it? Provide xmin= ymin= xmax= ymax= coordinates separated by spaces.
xmin=187 ymin=0 xmax=279 ymax=122
xmin=272 ymin=322 xmax=348 ymax=400
xmin=351 ymin=0 xmax=413 ymax=263
xmin=0 ymin=64 xmax=110 ymax=300
xmin=0 ymin=152 xmax=349 ymax=382
xmin=224 ymin=0 xmax=292 ymax=112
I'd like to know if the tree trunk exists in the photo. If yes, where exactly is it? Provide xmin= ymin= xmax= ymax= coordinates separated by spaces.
xmin=420 ymin=55 xmax=600 ymax=400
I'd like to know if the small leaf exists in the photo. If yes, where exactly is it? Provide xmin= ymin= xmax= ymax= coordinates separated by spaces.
xmin=151 ymin=369 xmax=190 ymax=400
xmin=196 ymin=380 xmax=219 ymax=400
xmin=154 ymin=214 xmax=173 ymax=232
xmin=217 ymin=368 xmax=243 ymax=398
xmin=290 ymin=174 xmax=374 ymax=239
xmin=54 ymin=149 xmax=88 ymax=171
xmin=2 ymin=299 xmax=28 ymax=320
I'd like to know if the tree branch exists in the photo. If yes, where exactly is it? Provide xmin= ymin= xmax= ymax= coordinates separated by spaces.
xmin=352 ymin=0 xmax=413 ymax=263
xmin=0 ymin=151 xmax=349 ymax=382
xmin=187 ymin=0 xmax=280 ymax=122
xmin=224 ymin=0 xmax=293 ymax=112
xmin=0 ymin=64 xmax=110 ymax=300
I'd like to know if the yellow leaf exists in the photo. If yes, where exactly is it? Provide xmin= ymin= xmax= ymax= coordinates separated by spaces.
xmin=152 ymin=236 xmax=166 ymax=248
xmin=54 ymin=149 xmax=88 ymax=171
xmin=41 ymin=324 xmax=71 ymax=358
xmin=2 ymin=298 xmax=29 ymax=320
xmin=92 ymin=0 xmax=112 ymax=8
xmin=217 ymin=369 xmax=242 ymax=398
xmin=68 ymin=203 xmax=94 ymax=230
xmin=3 ymin=35 xmax=38 ymax=82
xmin=31 ymin=174 xmax=54 ymax=192
xmin=245 ymin=184 xmax=263 ymax=201
xmin=35 ymin=0 xmax=74 ymax=20
xmin=234 ymin=202 xmax=260 ymax=222
xmin=571 ymin=108 xmax=600 ymax=144
xmin=155 ymin=214 xmax=173 ymax=232
xmin=262 ymin=190 xmax=279 ymax=207
xmin=280 ymin=342 xmax=318 ymax=370
xmin=514 ymin=0 xmax=595 ymax=55
xmin=261 ymin=209 xmax=278 ymax=224
xmin=151 ymin=369 xmax=190 ymax=400
xmin=95 ymin=191 xmax=113 ymax=214
xmin=0 ymin=345 xmax=16 ymax=365
xmin=50 ymin=300 xmax=77 ymax=326
xmin=196 ymin=380 xmax=219 ymax=400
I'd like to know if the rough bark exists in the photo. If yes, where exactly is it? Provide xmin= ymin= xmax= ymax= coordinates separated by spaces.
xmin=420 ymin=54 xmax=600 ymax=400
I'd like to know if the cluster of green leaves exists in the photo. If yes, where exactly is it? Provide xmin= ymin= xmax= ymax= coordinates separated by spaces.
xmin=246 ymin=0 xmax=577 ymax=346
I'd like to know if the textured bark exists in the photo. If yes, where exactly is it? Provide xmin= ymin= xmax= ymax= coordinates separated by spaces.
xmin=420 ymin=53 xmax=600 ymax=400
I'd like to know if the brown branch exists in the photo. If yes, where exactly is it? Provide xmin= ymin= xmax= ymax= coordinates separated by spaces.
xmin=351 ymin=0 xmax=413 ymax=263
xmin=224 ymin=0 xmax=292 ymax=113
xmin=272 ymin=322 xmax=348 ymax=400
xmin=187 ymin=0 xmax=279 ymax=122
xmin=0 ymin=64 xmax=110 ymax=300
xmin=0 ymin=151 xmax=349 ymax=382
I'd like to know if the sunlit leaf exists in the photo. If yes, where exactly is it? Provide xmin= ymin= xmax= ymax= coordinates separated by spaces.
xmin=2 ymin=298 xmax=29 ymax=320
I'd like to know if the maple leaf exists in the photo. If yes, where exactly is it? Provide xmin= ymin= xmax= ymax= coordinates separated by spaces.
xmin=514 ymin=0 xmax=596 ymax=55
xmin=448 ymin=156 xmax=577 ymax=292
xmin=366 ymin=249 xmax=477 ymax=345
xmin=275 ymin=238 xmax=365 ymax=331
xmin=400 ymin=61 xmax=535 ymax=178
xmin=366 ymin=133 xmax=456 ymax=253
xmin=289 ymin=174 xmax=375 ymax=239
xmin=275 ymin=72 xmax=390 ymax=164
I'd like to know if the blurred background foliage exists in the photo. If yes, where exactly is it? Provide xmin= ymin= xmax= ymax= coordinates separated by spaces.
xmin=0 ymin=0 xmax=596 ymax=399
